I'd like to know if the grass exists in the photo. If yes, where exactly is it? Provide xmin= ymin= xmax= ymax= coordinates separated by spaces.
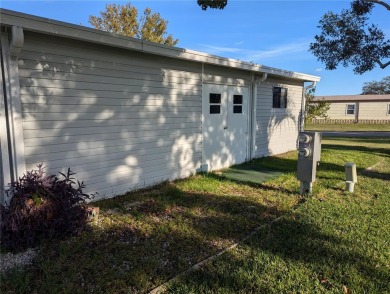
xmin=1 ymin=137 xmax=390 ymax=293
xmin=306 ymin=122 xmax=390 ymax=132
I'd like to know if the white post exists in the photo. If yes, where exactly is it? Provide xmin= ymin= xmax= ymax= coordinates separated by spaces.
xmin=345 ymin=162 xmax=357 ymax=193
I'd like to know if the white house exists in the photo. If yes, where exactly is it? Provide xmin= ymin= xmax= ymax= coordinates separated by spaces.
xmin=312 ymin=95 xmax=390 ymax=123
xmin=0 ymin=9 xmax=320 ymax=203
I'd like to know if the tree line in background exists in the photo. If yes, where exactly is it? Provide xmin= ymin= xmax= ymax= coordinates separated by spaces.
xmin=362 ymin=76 xmax=390 ymax=94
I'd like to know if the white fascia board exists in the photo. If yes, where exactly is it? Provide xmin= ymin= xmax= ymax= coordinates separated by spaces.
xmin=0 ymin=9 xmax=320 ymax=83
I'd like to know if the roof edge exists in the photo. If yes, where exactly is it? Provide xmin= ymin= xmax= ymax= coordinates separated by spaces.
xmin=0 ymin=8 xmax=320 ymax=82
xmin=313 ymin=94 xmax=390 ymax=102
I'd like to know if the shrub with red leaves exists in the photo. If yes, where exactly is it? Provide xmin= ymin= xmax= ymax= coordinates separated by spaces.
xmin=0 ymin=164 xmax=94 ymax=252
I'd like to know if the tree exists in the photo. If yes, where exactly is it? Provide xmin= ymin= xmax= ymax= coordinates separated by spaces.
xmin=304 ymin=88 xmax=330 ymax=125
xmin=89 ymin=3 xmax=178 ymax=46
xmin=362 ymin=76 xmax=390 ymax=94
xmin=197 ymin=0 xmax=228 ymax=10
xmin=309 ymin=0 xmax=390 ymax=74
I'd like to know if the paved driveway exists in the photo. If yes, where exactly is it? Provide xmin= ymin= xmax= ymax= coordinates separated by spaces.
xmin=321 ymin=131 xmax=390 ymax=137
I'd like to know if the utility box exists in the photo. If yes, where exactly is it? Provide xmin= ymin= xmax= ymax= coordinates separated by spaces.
xmin=297 ymin=132 xmax=322 ymax=193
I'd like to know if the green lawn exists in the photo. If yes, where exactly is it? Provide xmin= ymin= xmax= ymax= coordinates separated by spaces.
xmin=1 ymin=137 xmax=390 ymax=293
xmin=306 ymin=122 xmax=390 ymax=132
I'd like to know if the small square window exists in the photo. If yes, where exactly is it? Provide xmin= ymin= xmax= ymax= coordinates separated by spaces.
xmin=233 ymin=105 xmax=242 ymax=113
xmin=209 ymin=93 xmax=221 ymax=104
xmin=346 ymin=104 xmax=355 ymax=115
xmin=210 ymin=105 xmax=221 ymax=114
xmin=273 ymin=87 xmax=287 ymax=108
xmin=233 ymin=95 xmax=243 ymax=104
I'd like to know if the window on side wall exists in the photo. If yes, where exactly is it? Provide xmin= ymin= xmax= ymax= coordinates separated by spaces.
xmin=272 ymin=87 xmax=287 ymax=108
xmin=346 ymin=104 xmax=355 ymax=115
xmin=388 ymin=104 xmax=390 ymax=115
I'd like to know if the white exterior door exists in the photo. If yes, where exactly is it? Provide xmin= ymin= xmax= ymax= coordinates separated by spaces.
xmin=202 ymin=84 xmax=249 ymax=171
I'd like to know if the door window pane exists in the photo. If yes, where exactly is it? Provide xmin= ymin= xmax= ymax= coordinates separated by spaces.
xmin=209 ymin=93 xmax=221 ymax=104
xmin=233 ymin=105 xmax=242 ymax=113
xmin=233 ymin=95 xmax=243 ymax=104
xmin=210 ymin=105 xmax=221 ymax=114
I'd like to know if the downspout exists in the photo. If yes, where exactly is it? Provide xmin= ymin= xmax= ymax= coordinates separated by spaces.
xmin=355 ymin=102 xmax=360 ymax=123
xmin=1 ymin=26 xmax=25 ymax=202
xmin=249 ymin=72 xmax=267 ymax=159
xmin=300 ymin=81 xmax=316 ymax=132
xmin=9 ymin=26 xmax=24 ymax=57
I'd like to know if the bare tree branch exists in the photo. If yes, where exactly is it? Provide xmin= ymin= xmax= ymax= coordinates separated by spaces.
xmin=366 ymin=0 xmax=390 ymax=11
xmin=375 ymin=59 xmax=390 ymax=69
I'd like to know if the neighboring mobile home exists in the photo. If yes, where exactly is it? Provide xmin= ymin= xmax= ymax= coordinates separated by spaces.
xmin=312 ymin=95 xmax=390 ymax=123
xmin=0 ymin=9 xmax=320 ymax=203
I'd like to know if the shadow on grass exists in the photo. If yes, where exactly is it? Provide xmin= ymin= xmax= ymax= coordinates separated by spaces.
xmin=168 ymin=215 xmax=389 ymax=293
xmin=323 ymin=144 xmax=390 ymax=158
xmin=205 ymin=172 xmax=296 ymax=195
xmin=0 ymin=183 xmax=288 ymax=293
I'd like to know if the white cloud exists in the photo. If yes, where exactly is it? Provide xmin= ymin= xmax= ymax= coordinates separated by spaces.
xmin=246 ymin=41 xmax=309 ymax=61
xmin=197 ymin=40 xmax=310 ymax=63
xmin=197 ymin=44 xmax=242 ymax=55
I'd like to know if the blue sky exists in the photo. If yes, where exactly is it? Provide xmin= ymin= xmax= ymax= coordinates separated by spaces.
xmin=1 ymin=0 xmax=389 ymax=95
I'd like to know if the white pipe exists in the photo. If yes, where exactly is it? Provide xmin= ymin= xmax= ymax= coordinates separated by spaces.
xmin=300 ymin=81 xmax=316 ymax=131
xmin=256 ymin=72 xmax=268 ymax=83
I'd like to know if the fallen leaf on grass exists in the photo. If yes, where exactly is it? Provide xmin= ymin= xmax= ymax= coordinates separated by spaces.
xmin=343 ymin=285 xmax=352 ymax=294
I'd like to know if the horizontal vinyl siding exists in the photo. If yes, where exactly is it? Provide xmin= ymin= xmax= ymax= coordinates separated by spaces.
xmin=255 ymin=79 xmax=303 ymax=157
xmin=326 ymin=103 xmax=355 ymax=119
xmin=358 ymin=102 xmax=390 ymax=120
xmin=19 ymin=32 xmax=203 ymax=200
xmin=203 ymin=64 xmax=251 ymax=86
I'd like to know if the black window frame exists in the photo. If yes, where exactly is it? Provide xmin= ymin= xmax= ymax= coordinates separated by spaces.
xmin=272 ymin=87 xmax=287 ymax=109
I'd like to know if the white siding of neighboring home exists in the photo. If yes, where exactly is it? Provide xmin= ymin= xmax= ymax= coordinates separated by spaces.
xmin=325 ymin=102 xmax=356 ymax=119
xmin=255 ymin=79 xmax=303 ymax=157
xmin=19 ymin=32 xmax=203 ymax=200
xmin=358 ymin=102 xmax=390 ymax=120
